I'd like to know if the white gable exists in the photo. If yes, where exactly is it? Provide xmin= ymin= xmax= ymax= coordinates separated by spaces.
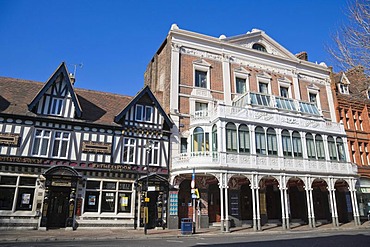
xmin=225 ymin=29 xmax=299 ymax=60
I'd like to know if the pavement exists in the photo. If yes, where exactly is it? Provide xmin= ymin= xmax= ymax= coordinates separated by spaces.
xmin=0 ymin=221 xmax=369 ymax=243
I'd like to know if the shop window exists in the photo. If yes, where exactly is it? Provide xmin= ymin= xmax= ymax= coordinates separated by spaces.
xmin=102 ymin=192 xmax=116 ymax=212
xmin=118 ymin=192 xmax=131 ymax=213
xmin=0 ymin=176 xmax=36 ymax=211
xmin=84 ymin=180 xmax=132 ymax=214
xmin=0 ymin=187 xmax=15 ymax=210
xmin=16 ymin=188 xmax=35 ymax=211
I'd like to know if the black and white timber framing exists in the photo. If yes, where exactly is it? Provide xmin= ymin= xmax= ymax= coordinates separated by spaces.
xmin=0 ymin=62 xmax=173 ymax=230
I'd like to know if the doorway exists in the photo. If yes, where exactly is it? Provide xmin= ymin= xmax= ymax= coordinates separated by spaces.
xmin=47 ymin=187 xmax=70 ymax=228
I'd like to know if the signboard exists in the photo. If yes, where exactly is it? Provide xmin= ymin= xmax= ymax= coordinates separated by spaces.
xmin=145 ymin=197 xmax=150 ymax=202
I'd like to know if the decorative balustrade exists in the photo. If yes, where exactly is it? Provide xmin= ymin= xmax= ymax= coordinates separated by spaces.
xmin=173 ymin=152 xmax=357 ymax=175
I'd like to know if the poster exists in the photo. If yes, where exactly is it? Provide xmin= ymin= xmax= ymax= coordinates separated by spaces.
xmin=120 ymin=196 xmax=128 ymax=207
xmin=21 ymin=193 xmax=30 ymax=204
xmin=88 ymin=195 xmax=96 ymax=206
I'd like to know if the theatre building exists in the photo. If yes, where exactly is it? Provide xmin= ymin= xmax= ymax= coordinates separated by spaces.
xmin=0 ymin=62 xmax=173 ymax=230
xmin=144 ymin=25 xmax=360 ymax=231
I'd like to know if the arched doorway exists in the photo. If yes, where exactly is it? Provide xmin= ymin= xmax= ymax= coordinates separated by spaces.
xmin=335 ymin=179 xmax=353 ymax=224
xmin=287 ymin=178 xmax=307 ymax=224
xmin=312 ymin=179 xmax=331 ymax=223
xmin=259 ymin=176 xmax=281 ymax=225
xmin=227 ymin=176 xmax=251 ymax=227
xmin=40 ymin=166 xmax=81 ymax=229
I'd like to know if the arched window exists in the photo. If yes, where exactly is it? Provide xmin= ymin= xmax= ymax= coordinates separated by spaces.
xmin=193 ymin=127 xmax=204 ymax=152
xmin=252 ymin=43 xmax=267 ymax=52
xmin=336 ymin=137 xmax=346 ymax=161
xmin=306 ymin=133 xmax=315 ymax=159
xmin=282 ymin=130 xmax=292 ymax=157
xmin=255 ymin=126 xmax=266 ymax=155
xmin=212 ymin=125 xmax=218 ymax=152
xmin=327 ymin=136 xmax=337 ymax=161
xmin=292 ymin=131 xmax=302 ymax=157
xmin=315 ymin=135 xmax=325 ymax=160
xmin=239 ymin=125 xmax=250 ymax=153
xmin=267 ymin=128 xmax=277 ymax=155
xmin=226 ymin=123 xmax=237 ymax=152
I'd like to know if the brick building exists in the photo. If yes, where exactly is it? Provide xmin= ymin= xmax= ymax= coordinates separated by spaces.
xmin=332 ymin=66 xmax=370 ymax=219
xmin=144 ymin=24 xmax=360 ymax=231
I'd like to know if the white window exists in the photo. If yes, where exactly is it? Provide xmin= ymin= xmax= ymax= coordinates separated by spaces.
xmin=307 ymin=85 xmax=321 ymax=111
xmin=195 ymin=102 xmax=208 ymax=117
xmin=339 ymin=84 xmax=349 ymax=94
xmin=50 ymin=98 xmax=64 ymax=116
xmin=135 ymin=105 xmax=153 ymax=122
xmin=236 ymin=77 xmax=247 ymax=94
xmin=123 ymin=138 xmax=136 ymax=164
xmin=52 ymin=131 xmax=70 ymax=158
xmin=280 ymin=87 xmax=289 ymax=98
xmin=32 ymin=129 xmax=51 ymax=156
xmin=259 ymin=82 xmax=269 ymax=94
xmin=148 ymin=141 xmax=160 ymax=165
xmin=193 ymin=59 xmax=211 ymax=89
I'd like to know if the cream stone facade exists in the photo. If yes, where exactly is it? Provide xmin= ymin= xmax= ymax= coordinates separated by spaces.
xmin=145 ymin=25 xmax=359 ymax=231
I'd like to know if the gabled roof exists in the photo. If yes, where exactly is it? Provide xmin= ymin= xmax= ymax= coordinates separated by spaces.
xmin=28 ymin=62 xmax=83 ymax=118
xmin=0 ymin=76 xmax=133 ymax=126
xmin=114 ymin=86 xmax=174 ymax=128
xmin=224 ymin=29 xmax=300 ymax=61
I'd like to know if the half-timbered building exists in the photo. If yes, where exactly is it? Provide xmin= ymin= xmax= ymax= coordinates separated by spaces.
xmin=0 ymin=62 xmax=173 ymax=230
xmin=144 ymin=25 xmax=360 ymax=231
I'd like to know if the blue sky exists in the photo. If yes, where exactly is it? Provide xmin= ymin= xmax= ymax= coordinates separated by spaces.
xmin=0 ymin=0 xmax=348 ymax=96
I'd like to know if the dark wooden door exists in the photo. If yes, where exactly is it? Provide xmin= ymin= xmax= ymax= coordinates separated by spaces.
xmin=47 ymin=188 xmax=70 ymax=228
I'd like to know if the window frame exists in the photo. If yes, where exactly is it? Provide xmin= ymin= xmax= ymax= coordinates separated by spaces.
xmin=51 ymin=131 xmax=70 ymax=158
xmin=122 ymin=138 xmax=136 ymax=164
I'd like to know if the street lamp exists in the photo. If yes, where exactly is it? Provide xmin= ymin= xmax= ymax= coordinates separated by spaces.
xmin=144 ymin=140 xmax=153 ymax=235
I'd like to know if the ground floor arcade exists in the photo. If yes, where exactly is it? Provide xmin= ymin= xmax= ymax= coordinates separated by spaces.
xmin=169 ymin=171 xmax=360 ymax=232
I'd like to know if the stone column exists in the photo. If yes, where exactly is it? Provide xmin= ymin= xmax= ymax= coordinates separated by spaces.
xmin=219 ymin=173 xmax=225 ymax=232
xmin=224 ymin=173 xmax=230 ymax=232
xmin=279 ymin=175 xmax=286 ymax=230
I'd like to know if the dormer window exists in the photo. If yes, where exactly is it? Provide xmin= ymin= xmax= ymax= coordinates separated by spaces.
xmin=339 ymin=84 xmax=349 ymax=94
xmin=252 ymin=43 xmax=267 ymax=52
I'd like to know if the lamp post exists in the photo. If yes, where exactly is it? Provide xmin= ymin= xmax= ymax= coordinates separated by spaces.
xmin=144 ymin=140 xmax=153 ymax=235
